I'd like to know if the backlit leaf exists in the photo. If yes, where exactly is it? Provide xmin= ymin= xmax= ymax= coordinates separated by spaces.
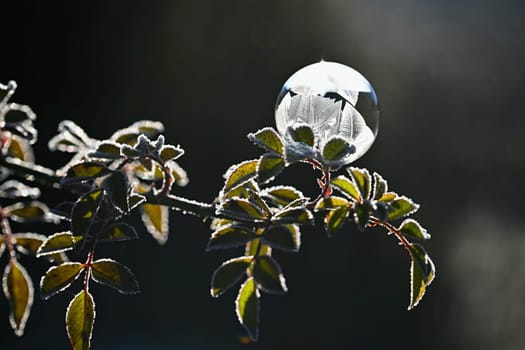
xmin=235 ymin=277 xmax=260 ymax=341
xmin=140 ymin=204 xmax=169 ymax=245
xmin=408 ymin=244 xmax=435 ymax=310
xmin=322 ymin=137 xmax=352 ymax=161
xmin=63 ymin=162 xmax=111 ymax=185
xmin=354 ymin=202 xmax=371 ymax=231
xmin=348 ymin=167 xmax=372 ymax=200
xmin=387 ymin=196 xmax=419 ymax=220
xmin=253 ymin=256 xmax=287 ymax=294
xmin=36 ymin=232 xmax=76 ymax=257
xmin=159 ymin=145 xmax=184 ymax=162
xmin=257 ymin=153 xmax=285 ymax=184
xmin=88 ymin=141 xmax=123 ymax=159
xmin=207 ymin=225 xmax=258 ymax=251
xmin=98 ymin=223 xmax=138 ymax=242
xmin=211 ymin=257 xmax=252 ymax=297
xmin=71 ymin=189 xmax=104 ymax=236
xmin=3 ymin=261 xmax=33 ymax=336
xmin=222 ymin=160 xmax=258 ymax=194
xmin=261 ymin=186 xmax=302 ymax=207
xmin=66 ymin=289 xmax=95 ymax=350
xmin=40 ymin=263 xmax=85 ymax=299
xmin=128 ymin=193 xmax=146 ymax=210
xmin=12 ymin=233 xmax=46 ymax=255
xmin=373 ymin=172 xmax=388 ymax=200
xmin=247 ymin=127 xmax=284 ymax=155
xmin=262 ymin=224 xmax=300 ymax=252
xmin=272 ymin=207 xmax=313 ymax=224
xmin=331 ymin=176 xmax=361 ymax=202
xmin=104 ymin=171 xmax=130 ymax=213
xmin=314 ymin=196 xmax=350 ymax=211
xmin=325 ymin=206 xmax=349 ymax=236
xmin=399 ymin=219 xmax=430 ymax=240
xmin=91 ymin=259 xmax=140 ymax=294
xmin=218 ymin=198 xmax=267 ymax=222
xmin=5 ymin=201 xmax=49 ymax=223
xmin=289 ymin=125 xmax=314 ymax=146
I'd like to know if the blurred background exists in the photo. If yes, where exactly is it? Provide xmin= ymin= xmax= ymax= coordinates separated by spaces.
xmin=1 ymin=0 xmax=525 ymax=349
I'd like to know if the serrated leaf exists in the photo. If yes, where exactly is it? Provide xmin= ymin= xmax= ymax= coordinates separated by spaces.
xmin=262 ymin=224 xmax=300 ymax=252
xmin=378 ymin=192 xmax=397 ymax=202
xmin=331 ymin=176 xmax=361 ymax=202
xmin=235 ymin=277 xmax=260 ymax=341
xmin=36 ymin=232 xmax=77 ymax=257
xmin=71 ymin=189 xmax=104 ymax=237
xmin=245 ymin=239 xmax=272 ymax=257
xmin=207 ymin=225 xmax=258 ymax=251
xmin=314 ymin=196 xmax=350 ymax=211
xmin=354 ymin=202 xmax=371 ymax=231
xmin=211 ymin=257 xmax=252 ymax=297
xmin=223 ymin=160 xmax=259 ymax=194
xmin=5 ymin=201 xmax=49 ymax=223
xmin=248 ymin=127 xmax=284 ymax=155
xmin=246 ymin=189 xmax=272 ymax=216
xmin=387 ymin=197 xmax=419 ymax=220
xmin=12 ymin=233 xmax=46 ymax=255
xmin=104 ymin=172 xmax=130 ymax=213
xmin=66 ymin=289 xmax=95 ymax=350
xmin=325 ymin=206 xmax=349 ymax=236
xmin=159 ymin=145 xmax=184 ymax=162
xmin=272 ymin=207 xmax=313 ymax=225
xmin=140 ymin=204 xmax=169 ymax=245
xmin=3 ymin=261 xmax=33 ymax=336
xmin=88 ymin=141 xmax=123 ymax=159
xmin=261 ymin=186 xmax=302 ymax=207
xmin=253 ymin=256 xmax=287 ymax=294
xmin=322 ymin=137 xmax=352 ymax=161
xmin=373 ymin=172 xmax=388 ymax=200
xmin=289 ymin=125 xmax=314 ymax=146
xmin=399 ymin=219 xmax=430 ymax=240
xmin=257 ymin=153 xmax=285 ymax=184
xmin=40 ymin=263 xmax=85 ymax=299
xmin=408 ymin=244 xmax=435 ymax=310
xmin=348 ymin=167 xmax=372 ymax=200
xmin=218 ymin=199 xmax=267 ymax=222
xmin=98 ymin=223 xmax=138 ymax=242
xmin=63 ymin=162 xmax=111 ymax=185
xmin=91 ymin=259 xmax=140 ymax=294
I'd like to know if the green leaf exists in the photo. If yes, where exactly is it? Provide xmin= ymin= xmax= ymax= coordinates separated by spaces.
xmin=378 ymin=192 xmax=397 ymax=202
xmin=272 ymin=207 xmax=313 ymax=224
xmin=12 ymin=233 xmax=46 ymax=255
xmin=169 ymin=160 xmax=189 ymax=187
xmin=104 ymin=172 xmax=130 ymax=213
xmin=245 ymin=239 xmax=272 ymax=257
xmin=348 ymin=167 xmax=372 ymax=200
xmin=40 ymin=263 xmax=85 ymax=299
xmin=140 ymin=204 xmax=169 ymax=245
xmin=222 ymin=160 xmax=259 ymax=194
xmin=325 ymin=206 xmax=349 ymax=236
xmin=289 ymin=125 xmax=314 ymax=146
xmin=36 ymin=232 xmax=77 ymax=257
xmin=235 ymin=277 xmax=260 ymax=341
xmin=322 ymin=137 xmax=352 ymax=161
xmin=211 ymin=257 xmax=252 ymax=297
xmin=247 ymin=127 xmax=284 ymax=155
xmin=88 ymin=141 xmax=123 ymax=159
xmin=91 ymin=259 xmax=140 ymax=294
xmin=331 ymin=176 xmax=361 ymax=202
xmin=246 ymin=189 xmax=272 ymax=216
xmin=314 ymin=196 xmax=350 ymax=211
xmin=66 ymin=289 xmax=95 ymax=350
xmin=219 ymin=198 xmax=267 ymax=222
xmin=399 ymin=219 xmax=430 ymax=240
xmin=261 ymin=186 xmax=303 ymax=207
xmin=408 ymin=244 xmax=435 ymax=310
xmin=387 ymin=196 xmax=419 ymax=220
xmin=3 ymin=261 xmax=33 ymax=336
xmin=373 ymin=172 xmax=388 ymax=200
xmin=257 ymin=153 xmax=285 ymax=184
xmin=5 ymin=201 xmax=49 ymax=223
xmin=354 ymin=202 xmax=371 ymax=231
xmin=63 ymin=162 xmax=111 ymax=185
xmin=253 ymin=256 xmax=287 ymax=294
xmin=262 ymin=224 xmax=300 ymax=252
xmin=222 ymin=180 xmax=259 ymax=200
xmin=207 ymin=225 xmax=259 ymax=251
xmin=71 ymin=189 xmax=104 ymax=237
xmin=159 ymin=145 xmax=184 ymax=162
xmin=98 ymin=223 xmax=138 ymax=242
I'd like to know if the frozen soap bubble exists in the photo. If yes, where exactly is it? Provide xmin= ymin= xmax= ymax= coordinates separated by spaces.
xmin=275 ymin=61 xmax=379 ymax=165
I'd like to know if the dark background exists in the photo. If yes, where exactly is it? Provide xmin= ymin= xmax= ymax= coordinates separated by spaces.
xmin=1 ymin=1 xmax=525 ymax=349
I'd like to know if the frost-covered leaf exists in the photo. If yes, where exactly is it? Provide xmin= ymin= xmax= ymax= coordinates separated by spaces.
xmin=222 ymin=160 xmax=258 ymax=194
xmin=262 ymin=224 xmax=300 ymax=252
xmin=253 ymin=256 xmax=287 ymax=294
xmin=399 ymin=219 xmax=430 ymax=240
xmin=257 ymin=153 xmax=285 ymax=184
xmin=331 ymin=176 xmax=361 ymax=202
xmin=354 ymin=202 xmax=371 ymax=231
xmin=66 ymin=289 xmax=95 ymax=350
xmin=98 ymin=223 xmax=138 ymax=242
xmin=12 ymin=233 xmax=45 ymax=255
xmin=289 ymin=125 xmax=314 ymax=146
xmin=5 ymin=201 xmax=49 ymax=223
xmin=91 ymin=259 xmax=140 ymax=294
xmin=7 ymin=135 xmax=34 ymax=162
xmin=314 ymin=196 xmax=350 ymax=211
xmin=235 ymin=277 xmax=260 ymax=341
xmin=218 ymin=198 xmax=267 ymax=222
xmin=246 ymin=189 xmax=272 ymax=216
xmin=40 ymin=263 xmax=85 ymax=299
xmin=387 ymin=197 xmax=419 ymax=220
xmin=347 ymin=167 xmax=372 ymax=200
xmin=261 ymin=186 xmax=303 ymax=207
xmin=408 ymin=244 xmax=435 ymax=310
xmin=62 ymin=162 xmax=111 ymax=185
xmin=169 ymin=161 xmax=189 ymax=187
xmin=245 ymin=239 xmax=272 ymax=257
xmin=207 ymin=225 xmax=258 ymax=251
xmin=247 ymin=127 xmax=284 ymax=155
xmin=222 ymin=180 xmax=259 ymax=200
xmin=378 ymin=192 xmax=397 ymax=202
xmin=211 ymin=257 xmax=252 ymax=297
xmin=373 ymin=172 xmax=388 ymax=200
xmin=140 ymin=204 xmax=169 ymax=245
xmin=110 ymin=120 xmax=164 ymax=145
xmin=159 ymin=145 xmax=184 ymax=162
xmin=129 ymin=193 xmax=146 ymax=210
xmin=71 ymin=189 xmax=104 ymax=237
xmin=88 ymin=141 xmax=123 ymax=160
xmin=36 ymin=232 xmax=77 ymax=257
xmin=0 ymin=180 xmax=40 ymax=199
xmin=3 ymin=261 xmax=33 ymax=336
xmin=272 ymin=207 xmax=313 ymax=225
xmin=104 ymin=171 xmax=130 ymax=213
xmin=325 ymin=206 xmax=349 ymax=236
xmin=322 ymin=137 xmax=352 ymax=161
